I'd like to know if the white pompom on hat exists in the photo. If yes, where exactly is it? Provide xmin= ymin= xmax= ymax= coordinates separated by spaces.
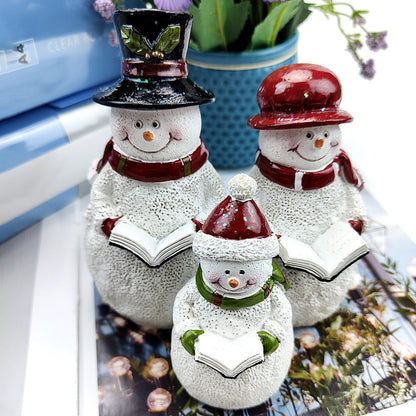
xmin=193 ymin=174 xmax=279 ymax=262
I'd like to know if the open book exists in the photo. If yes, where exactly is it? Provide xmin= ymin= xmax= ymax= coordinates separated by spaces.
xmin=108 ymin=219 xmax=196 ymax=267
xmin=278 ymin=221 xmax=369 ymax=281
xmin=195 ymin=331 xmax=264 ymax=378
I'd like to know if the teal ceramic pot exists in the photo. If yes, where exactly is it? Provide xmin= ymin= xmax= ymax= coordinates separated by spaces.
xmin=187 ymin=32 xmax=298 ymax=169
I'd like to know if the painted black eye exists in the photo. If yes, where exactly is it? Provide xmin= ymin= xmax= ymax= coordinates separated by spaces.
xmin=306 ymin=132 xmax=313 ymax=139
xmin=134 ymin=120 xmax=143 ymax=129
xmin=152 ymin=120 xmax=160 ymax=129
xmin=225 ymin=270 xmax=231 ymax=275
xmin=324 ymin=131 xmax=329 ymax=138
xmin=239 ymin=270 xmax=245 ymax=275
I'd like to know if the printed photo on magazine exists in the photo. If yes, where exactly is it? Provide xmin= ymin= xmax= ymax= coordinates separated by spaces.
xmin=93 ymin=251 xmax=416 ymax=416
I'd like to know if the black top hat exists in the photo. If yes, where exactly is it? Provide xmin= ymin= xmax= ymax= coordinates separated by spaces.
xmin=93 ymin=9 xmax=215 ymax=109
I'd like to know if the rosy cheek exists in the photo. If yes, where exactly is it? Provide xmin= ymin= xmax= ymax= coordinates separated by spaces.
xmin=120 ymin=126 xmax=129 ymax=140
xmin=287 ymin=139 xmax=299 ymax=150
xmin=170 ymin=127 xmax=183 ymax=141
xmin=247 ymin=278 xmax=257 ymax=286
xmin=208 ymin=273 xmax=221 ymax=284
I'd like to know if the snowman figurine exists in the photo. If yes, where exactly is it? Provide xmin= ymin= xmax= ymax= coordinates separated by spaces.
xmin=85 ymin=10 xmax=225 ymax=329
xmin=171 ymin=174 xmax=293 ymax=410
xmin=248 ymin=63 xmax=367 ymax=327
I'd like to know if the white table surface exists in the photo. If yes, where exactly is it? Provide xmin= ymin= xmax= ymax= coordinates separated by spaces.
xmin=2 ymin=1 xmax=416 ymax=415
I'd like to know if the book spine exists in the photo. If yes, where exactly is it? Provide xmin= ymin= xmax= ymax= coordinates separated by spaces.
xmin=0 ymin=101 xmax=111 ymax=243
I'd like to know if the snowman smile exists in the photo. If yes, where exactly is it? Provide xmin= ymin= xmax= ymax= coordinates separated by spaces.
xmin=211 ymin=279 xmax=250 ymax=293
xmin=289 ymin=142 xmax=337 ymax=162
xmin=122 ymin=132 xmax=181 ymax=154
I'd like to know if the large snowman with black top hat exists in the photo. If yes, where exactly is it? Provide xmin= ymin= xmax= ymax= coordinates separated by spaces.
xmin=85 ymin=9 xmax=226 ymax=329
xmin=171 ymin=174 xmax=293 ymax=410
xmin=248 ymin=63 xmax=367 ymax=327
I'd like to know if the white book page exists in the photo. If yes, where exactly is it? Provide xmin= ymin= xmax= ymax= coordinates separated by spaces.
xmin=110 ymin=219 xmax=159 ymax=256
xmin=195 ymin=331 xmax=264 ymax=374
xmin=279 ymin=236 xmax=327 ymax=270
xmin=312 ymin=222 xmax=366 ymax=272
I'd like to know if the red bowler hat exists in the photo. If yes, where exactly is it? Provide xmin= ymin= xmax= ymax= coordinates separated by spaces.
xmin=247 ymin=63 xmax=353 ymax=130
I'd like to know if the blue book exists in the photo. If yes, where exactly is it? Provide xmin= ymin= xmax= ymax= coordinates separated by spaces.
xmin=0 ymin=0 xmax=123 ymax=121
xmin=0 ymin=96 xmax=111 ymax=243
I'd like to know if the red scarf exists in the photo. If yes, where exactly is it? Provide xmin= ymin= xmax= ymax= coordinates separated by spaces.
xmin=255 ymin=149 xmax=363 ymax=191
xmin=96 ymin=138 xmax=208 ymax=183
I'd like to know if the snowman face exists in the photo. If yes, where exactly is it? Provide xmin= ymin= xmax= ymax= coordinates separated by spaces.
xmin=110 ymin=106 xmax=202 ymax=161
xmin=199 ymin=258 xmax=272 ymax=299
xmin=259 ymin=125 xmax=342 ymax=171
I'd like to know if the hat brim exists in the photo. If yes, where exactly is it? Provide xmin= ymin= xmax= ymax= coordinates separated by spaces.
xmin=247 ymin=109 xmax=353 ymax=130
xmin=93 ymin=77 xmax=215 ymax=109
xmin=193 ymin=231 xmax=279 ymax=262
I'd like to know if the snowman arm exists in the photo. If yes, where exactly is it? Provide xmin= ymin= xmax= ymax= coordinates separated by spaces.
xmin=344 ymin=184 xmax=368 ymax=232
xmin=261 ymin=288 xmax=292 ymax=343
xmin=195 ymin=164 xmax=227 ymax=222
xmin=87 ymin=167 xmax=122 ymax=230
xmin=172 ymin=281 xmax=202 ymax=337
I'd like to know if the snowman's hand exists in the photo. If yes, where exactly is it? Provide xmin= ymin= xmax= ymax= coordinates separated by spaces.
xmin=349 ymin=219 xmax=364 ymax=235
xmin=101 ymin=216 xmax=123 ymax=238
xmin=257 ymin=331 xmax=280 ymax=356
xmin=181 ymin=329 xmax=204 ymax=356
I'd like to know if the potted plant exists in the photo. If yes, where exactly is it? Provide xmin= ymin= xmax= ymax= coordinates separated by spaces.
xmin=93 ymin=0 xmax=387 ymax=168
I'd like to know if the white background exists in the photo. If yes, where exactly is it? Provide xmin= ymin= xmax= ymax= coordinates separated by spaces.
xmin=298 ymin=0 xmax=416 ymax=243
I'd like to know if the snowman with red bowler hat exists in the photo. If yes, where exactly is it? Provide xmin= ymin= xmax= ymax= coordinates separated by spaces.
xmin=84 ymin=9 xmax=225 ymax=329
xmin=248 ymin=63 xmax=367 ymax=327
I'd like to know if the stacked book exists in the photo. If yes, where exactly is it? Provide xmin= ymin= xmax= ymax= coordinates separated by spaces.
xmin=0 ymin=0 xmax=136 ymax=242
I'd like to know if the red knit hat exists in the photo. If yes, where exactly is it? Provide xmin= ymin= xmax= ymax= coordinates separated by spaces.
xmin=193 ymin=174 xmax=279 ymax=261
xmin=247 ymin=63 xmax=353 ymax=130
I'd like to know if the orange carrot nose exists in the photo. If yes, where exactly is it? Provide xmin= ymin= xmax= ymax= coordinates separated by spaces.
xmin=314 ymin=138 xmax=324 ymax=148
xmin=143 ymin=131 xmax=154 ymax=142
xmin=228 ymin=278 xmax=239 ymax=288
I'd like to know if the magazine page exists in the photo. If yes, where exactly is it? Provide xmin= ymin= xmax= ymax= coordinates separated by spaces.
xmin=93 ymin=251 xmax=416 ymax=415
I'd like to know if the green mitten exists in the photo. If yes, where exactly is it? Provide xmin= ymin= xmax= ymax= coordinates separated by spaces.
xmin=181 ymin=329 xmax=205 ymax=355
xmin=257 ymin=330 xmax=280 ymax=355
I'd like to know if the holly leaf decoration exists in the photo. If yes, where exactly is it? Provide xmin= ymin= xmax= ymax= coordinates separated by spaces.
xmin=120 ymin=25 xmax=151 ymax=55
xmin=155 ymin=25 xmax=181 ymax=55
xmin=250 ymin=0 xmax=301 ymax=50
xmin=189 ymin=0 xmax=251 ymax=51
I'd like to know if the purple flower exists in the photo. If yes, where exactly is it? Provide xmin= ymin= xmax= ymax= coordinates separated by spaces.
xmin=360 ymin=59 xmax=375 ymax=79
xmin=109 ymin=29 xmax=119 ymax=47
xmin=93 ymin=0 xmax=115 ymax=23
xmin=353 ymin=16 xmax=365 ymax=25
xmin=349 ymin=39 xmax=362 ymax=51
xmin=154 ymin=0 xmax=192 ymax=10
xmin=366 ymin=31 xmax=388 ymax=52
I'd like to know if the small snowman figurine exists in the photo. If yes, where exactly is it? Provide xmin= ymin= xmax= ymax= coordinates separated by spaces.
xmin=248 ymin=63 xmax=367 ymax=327
xmin=85 ymin=10 xmax=225 ymax=329
xmin=171 ymin=174 xmax=293 ymax=410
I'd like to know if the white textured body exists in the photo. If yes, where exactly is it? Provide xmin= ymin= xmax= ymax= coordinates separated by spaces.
xmin=85 ymin=161 xmax=225 ymax=328
xmin=171 ymin=279 xmax=293 ymax=409
xmin=250 ymin=165 xmax=366 ymax=327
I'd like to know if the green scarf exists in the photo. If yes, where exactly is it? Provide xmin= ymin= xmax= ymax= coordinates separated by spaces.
xmin=195 ymin=261 xmax=289 ymax=309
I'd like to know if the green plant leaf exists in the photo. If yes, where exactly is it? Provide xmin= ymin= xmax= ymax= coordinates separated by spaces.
xmin=120 ymin=25 xmax=151 ymax=55
xmin=155 ymin=24 xmax=181 ymax=54
xmin=189 ymin=0 xmax=250 ymax=51
xmin=251 ymin=0 xmax=301 ymax=49
xmin=281 ymin=0 xmax=312 ymax=39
